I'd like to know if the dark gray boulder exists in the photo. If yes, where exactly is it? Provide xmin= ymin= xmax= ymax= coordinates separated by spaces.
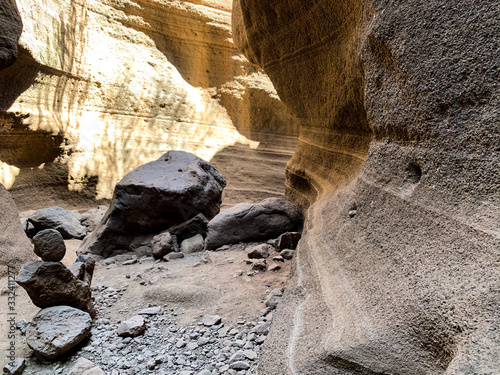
xmin=28 ymin=206 xmax=87 ymax=239
xmin=32 ymin=229 xmax=66 ymax=261
xmin=205 ymin=198 xmax=302 ymax=250
xmin=26 ymin=306 xmax=92 ymax=360
xmin=16 ymin=261 xmax=95 ymax=317
xmin=79 ymin=151 xmax=226 ymax=258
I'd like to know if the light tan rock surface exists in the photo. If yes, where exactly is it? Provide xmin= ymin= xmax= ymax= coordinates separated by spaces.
xmin=0 ymin=0 xmax=298 ymax=211
xmin=234 ymin=0 xmax=499 ymax=374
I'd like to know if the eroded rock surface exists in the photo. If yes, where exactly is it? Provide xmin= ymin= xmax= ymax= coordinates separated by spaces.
xmin=233 ymin=0 xmax=500 ymax=374
xmin=0 ymin=0 xmax=22 ymax=69
xmin=26 ymin=306 xmax=92 ymax=360
xmin=16 ymin=261 xmax=95 ymax=317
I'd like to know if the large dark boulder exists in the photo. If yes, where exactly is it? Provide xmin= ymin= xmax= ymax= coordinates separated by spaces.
xmin=80 ymin=151 xmax=226 ymax=257
xmin=16 ymin=261 xmax=95 ymax=317
xmin=205 ymin=198 xmax=302 ymax=250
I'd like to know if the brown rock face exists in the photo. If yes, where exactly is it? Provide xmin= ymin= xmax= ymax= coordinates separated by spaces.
xmin=0 ymin=0 xmax=299 ymax=210
xmin=0 ymin=0 xmax=22 ymax=69
xmin=233 ymin=0 xmax=499 ymax=374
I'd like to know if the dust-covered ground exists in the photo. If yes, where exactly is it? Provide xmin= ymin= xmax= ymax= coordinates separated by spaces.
xmin=0 ymin=239 xmax=291 ymax=374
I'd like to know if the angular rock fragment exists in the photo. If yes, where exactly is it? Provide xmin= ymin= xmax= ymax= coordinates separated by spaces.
xmin=251 ymin=260 xmax=267 ymax=272
xmin=251 ymin=322 xmax=271 ymax=336
xmin=138 ymin=306 xmax=163 ymax=315
xmin=16 ymin=261 xmax=95 ymax=317
xmin=28 ymin=206 xmax=87 ymax=239
xmin=80 ymin=151 xmax=226 ymax=257
xmin=32 ymin=229 xmax=66 ymax=261
xmin=201 ymin=314 xmax=222 ymax=326
xmin=276 ymin=232 xmax=301 ymax=251
xmin=117 ymin=315 xmax=146 ymax=337
xmin=205 ymin=198 xmax=302 ymax=250
xmin=165 ymin=252 xmax=184 ymax=261
xmin=2 ymin=358 xmax=25 ymax=375
xmin=265 ymin=288 xmax=284 ymax=309
xmin=16 ymin=319 xmax=29 ymax=335
xmin=150 ymin=231 xmax=178 ymax=259
xmin=69 ymin=255 xmax=96 ymax=284
xmin=269 ymin=264 xmax=282 ymax=272
xmin=247 ymin=244 xmax=272 ymax=259
xmin=230 ymin=361 xmax=250 ymax=370
xmin=180 ymin=234 xmax=205 ymax=254
xmin=68 ymin=262 xmax=85 ymax=280
xmin=26 ymin=306 xmax=92 ymax=360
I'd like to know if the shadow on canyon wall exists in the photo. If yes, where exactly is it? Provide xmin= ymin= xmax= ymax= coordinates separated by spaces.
xmin=0 ymin=0 xmax=299 ymax=210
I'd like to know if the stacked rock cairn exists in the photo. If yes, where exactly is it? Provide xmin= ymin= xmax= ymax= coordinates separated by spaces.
xmin=15 ymin=229 xmax=96 ymax=361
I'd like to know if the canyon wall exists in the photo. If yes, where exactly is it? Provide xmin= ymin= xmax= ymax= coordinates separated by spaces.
xmin=0 ymin=0 xmax=34 ymax=278
xmin=0 ymin=0 xmax=298 ymax=211
xmin=233 ymin=0 xmax=499 ymax=374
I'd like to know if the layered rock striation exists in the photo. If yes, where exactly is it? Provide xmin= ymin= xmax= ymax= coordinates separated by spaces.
xmin=0 ymin=0 xmax=299 ymax=210
xmin=233 ymin=0 xmax=499 ymax=374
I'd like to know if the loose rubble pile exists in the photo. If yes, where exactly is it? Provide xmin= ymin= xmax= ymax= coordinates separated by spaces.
xmin=10 ymin=277 xmax=285 ymax=375
xmin=78 ymin=285 xmax=280 ymax=375
xmin=14 ymin=231 xmax=96 ymax=361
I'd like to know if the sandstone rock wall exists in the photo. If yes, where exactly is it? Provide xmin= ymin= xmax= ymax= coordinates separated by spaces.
xmin=233 ymin=0 xmax=499 ymax=374
xmin=0 ymin=0 xmax=298 ymax=210
xmin=0 ymin=183 xmax=34 ymax=278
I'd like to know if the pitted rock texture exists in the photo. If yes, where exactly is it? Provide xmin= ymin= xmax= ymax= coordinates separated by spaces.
xmin=32 ymin=228 xmax=66 ymax=261
xmin=16 ymin=261 xmax=95 ymax=317
xmin=80 ymin=151 xmax=226 ymax=257
xmin=234 ymin=0 xmax=500 ymax=374
xmin=0 ymin=0 xmax=298 ymax=210
xmin=0 ymin=0 xmax=22 ymax=69
xmin=26 ymin=306 xmax=92 ymax=360
xmin=0 ymin=183 xmax=34 ymax=278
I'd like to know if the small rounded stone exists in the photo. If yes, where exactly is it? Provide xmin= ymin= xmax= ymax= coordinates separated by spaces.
xmin=32 ymin=228 xmax=66 ymax=261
